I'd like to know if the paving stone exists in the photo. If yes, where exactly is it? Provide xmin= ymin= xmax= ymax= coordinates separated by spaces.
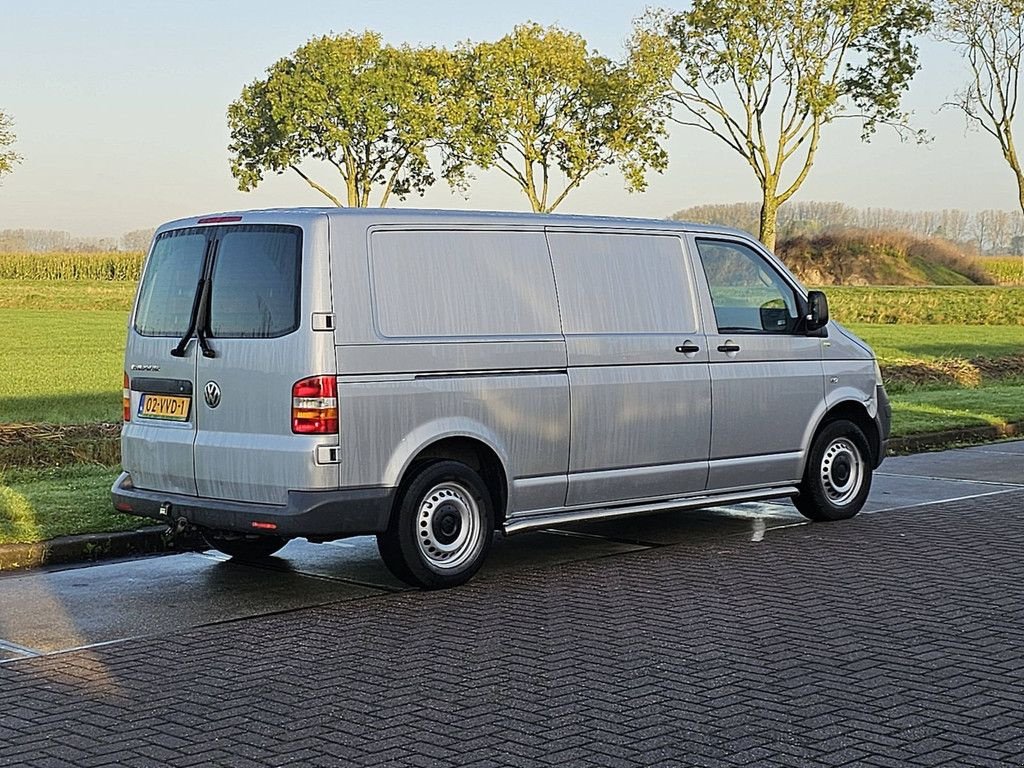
xmin=0 ymin=492 xmax=1022 ymax=766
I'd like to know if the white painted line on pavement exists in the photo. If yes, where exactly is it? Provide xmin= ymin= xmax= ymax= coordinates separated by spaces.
xmin=866 ymin=487 xmax=1019 ymax=515
xmin=876 ymin=472 xmax=1024 ymax=488
xmin=0 ymin=637 xmax=42 ymax=659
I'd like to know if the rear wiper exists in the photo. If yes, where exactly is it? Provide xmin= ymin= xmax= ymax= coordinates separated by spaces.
xmin=195 ymin=273 xmax=216 ymax=358
xmin=170 ymin=277 xmax=206 ymax=358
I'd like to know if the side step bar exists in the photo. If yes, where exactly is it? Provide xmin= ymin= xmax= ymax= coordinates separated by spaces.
xmin=503 ymin=486 xmax=799 ymax=535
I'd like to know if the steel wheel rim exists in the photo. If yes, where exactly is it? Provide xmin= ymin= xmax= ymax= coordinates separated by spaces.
xmin=820 ymin=438 xmax=864 ymax=506
xmin=415 ymin=482 xmax=483 ymax=571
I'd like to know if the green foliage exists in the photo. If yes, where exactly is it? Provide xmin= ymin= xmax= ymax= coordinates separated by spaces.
xmin=637 ymin=0 xmax=932 ymax=247
xmin=0 ymin=109 xmax=20 ymax=181
xmin=825 ymin=287 xmax=1024 ymax=324
xmin=228 ymin=32 xmax=455 ymax=207
xmin=939 ymin=1 xmax=1024 ymax=217
xmin=445 ymin=23 xmax=671 ymax=212
xmin=0 ymin=251 xmax=142 ymax=281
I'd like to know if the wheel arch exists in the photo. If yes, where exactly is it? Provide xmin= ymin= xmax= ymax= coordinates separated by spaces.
xmin=806 ymin=399 xmax=881 ymax=469
xmin=386 ymin=429 xmax=510 ymax=526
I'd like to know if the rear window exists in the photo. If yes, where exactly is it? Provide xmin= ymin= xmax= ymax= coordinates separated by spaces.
xmin=207 ymin=228 xmax=301 ymax=339
xmin=134 ymin=231 xmax=207 ymax=337
xmin=133 ymin=225 xmax=302 ymax=339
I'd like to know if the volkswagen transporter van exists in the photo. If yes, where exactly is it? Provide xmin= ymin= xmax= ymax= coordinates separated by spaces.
xmin=113 ymin=209 xmax=890 ymax=589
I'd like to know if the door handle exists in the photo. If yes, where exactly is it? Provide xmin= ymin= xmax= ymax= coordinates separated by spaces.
xmin=717 ymin=343 xmax=741 ymax=353
xmin=675 ymin=342 xmax=700 ymax=354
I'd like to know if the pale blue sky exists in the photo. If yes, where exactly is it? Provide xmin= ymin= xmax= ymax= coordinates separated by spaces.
xmin=0 ymin=0 xmax=1017 ymax=236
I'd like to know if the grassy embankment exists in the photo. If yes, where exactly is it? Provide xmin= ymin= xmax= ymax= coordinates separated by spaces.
xmin=0 ymin=249 xmax=1022 ymax=545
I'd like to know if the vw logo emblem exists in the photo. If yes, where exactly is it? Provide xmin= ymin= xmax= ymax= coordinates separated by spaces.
xmin=204 ymin=381 xmax=221 ymax=409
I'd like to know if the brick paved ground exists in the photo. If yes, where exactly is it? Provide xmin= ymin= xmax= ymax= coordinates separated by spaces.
xmin=1 ymin=493 xmax=1023 ymax=767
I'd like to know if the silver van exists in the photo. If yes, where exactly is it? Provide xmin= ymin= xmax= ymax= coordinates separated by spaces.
xmin=113 ymin=209 xmax=890 ymax=588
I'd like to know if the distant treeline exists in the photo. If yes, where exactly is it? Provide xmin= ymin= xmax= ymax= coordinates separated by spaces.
xmin=672 ymin=202 xmax=1024 ymax=256
xmin=0 ymin=228 xmax=154 ymax=253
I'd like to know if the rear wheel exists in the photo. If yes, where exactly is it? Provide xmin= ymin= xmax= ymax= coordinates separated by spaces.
xmin=203 ymin=532 xmax=288 ymax=560
xmin=377 ymin=460 xmax=495 ymax=589
xmin=794 ymin=419 xmax=872 ymax=522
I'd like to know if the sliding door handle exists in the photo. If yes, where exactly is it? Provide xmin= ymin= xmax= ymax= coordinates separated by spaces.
xmin=717 ymin=343 xmax=741 ymax=353
xmin=675 ymin=342 xmax=701 ymax=354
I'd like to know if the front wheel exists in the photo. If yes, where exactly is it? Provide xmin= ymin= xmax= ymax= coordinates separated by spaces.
xmin=203 ymin=532 xmax=288 ymax=560
xmin=794 ymin=420 xmax=872 ymax=522
xmin=377 ymin=460 xmax=495 ymax=589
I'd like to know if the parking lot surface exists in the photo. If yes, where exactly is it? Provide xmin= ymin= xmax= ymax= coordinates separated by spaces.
xmin=0 ymin=442 xmax=1022 ymax=766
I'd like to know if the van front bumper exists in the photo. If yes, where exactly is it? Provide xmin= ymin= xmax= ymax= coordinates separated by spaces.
xmin=111 ymin=472 xmax=395 ymax=540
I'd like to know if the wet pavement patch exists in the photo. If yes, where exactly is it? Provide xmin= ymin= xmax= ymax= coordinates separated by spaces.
xmin=881 ymin=445 xmax=1024 ymax=486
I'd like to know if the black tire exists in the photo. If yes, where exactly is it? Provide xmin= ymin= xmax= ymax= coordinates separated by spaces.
xmin=794 ymin=419 xmax=873 ymax=522
xmin=377 ymin=460 xmax=495 ymax=589
xmin=203 ymin=532 xmax=288 ymax=560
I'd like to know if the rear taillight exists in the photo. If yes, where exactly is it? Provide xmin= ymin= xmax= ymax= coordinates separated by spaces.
xmin=292 ymin=376 xmax=338 ymax=434
xmin=123 ymin=372 xmax=131 ymax=422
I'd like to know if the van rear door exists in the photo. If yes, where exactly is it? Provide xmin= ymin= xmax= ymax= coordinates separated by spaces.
xmin=123 ymin=216 xmax=336 ymax=506
xmin=123 ymin=229 xmax=208 ymax=496
xmin=192 ymin=222 xmax=337 ymax=505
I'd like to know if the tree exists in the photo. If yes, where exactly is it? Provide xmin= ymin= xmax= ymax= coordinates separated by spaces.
xmin=443 ymin=23 xmax=671 ymax=213
xmin=634 ymin=1 xmax=932 ymax=250
xmin=0 ymin=110 xmax=21 ymax=183
xmin=939 ymin=0 xmax=1024 ymax=266
xmin=228 ymin=32 xmax=453 ymax=207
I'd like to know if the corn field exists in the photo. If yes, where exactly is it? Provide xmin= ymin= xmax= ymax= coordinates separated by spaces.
xmin=981 ymin=257 xmax=1024 ymax=286
xmin=0 ymin=251 xmax=143 ymax=281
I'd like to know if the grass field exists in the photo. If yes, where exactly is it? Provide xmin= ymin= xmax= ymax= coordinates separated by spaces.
xmin=890 ymin=385 xmax=1024 ymax=435
xmin=826 ymin=286 xmax=1024 ymax=325
xmin=0 ymin=308 xmax=126 ymax=423
xmin=0 ymin=464 xmax=141 ymax=545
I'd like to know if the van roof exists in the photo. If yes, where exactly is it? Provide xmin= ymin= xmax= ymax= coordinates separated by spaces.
xmin=157 ymin=207 xmax=756 ymax=241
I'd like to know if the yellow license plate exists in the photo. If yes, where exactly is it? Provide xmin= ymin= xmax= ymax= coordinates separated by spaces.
xmin=139 ymin=394 xmax=191 ymax=421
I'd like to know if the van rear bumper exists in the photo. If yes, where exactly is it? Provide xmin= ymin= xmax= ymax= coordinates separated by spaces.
xmin=111 ymin=472 xmax=394 ymax=540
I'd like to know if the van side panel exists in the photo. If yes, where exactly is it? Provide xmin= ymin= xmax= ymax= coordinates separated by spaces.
xmin=331 ymin=224 xmax=570 ymax=513
xmin=546 ymin=231 xmax=712 ymax=507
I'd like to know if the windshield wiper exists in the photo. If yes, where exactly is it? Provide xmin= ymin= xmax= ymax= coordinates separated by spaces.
xmin=170 ymin=276 xmax=206 ymax=358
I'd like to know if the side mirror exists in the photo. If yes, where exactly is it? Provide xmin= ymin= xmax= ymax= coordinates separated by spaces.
xmin=806 ymin=290 xmax=829 ymax=332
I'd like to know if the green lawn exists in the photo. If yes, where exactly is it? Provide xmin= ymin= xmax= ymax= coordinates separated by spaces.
xmin=0 ymin=309 xmax=126 ymax=423
xmin=848 ymin=323 xmax=1024 ymax=363
xmin=0 ymin=464 xmax=141 ymax=545
xmin=889 ymin=384 xmax=1024 ymax=435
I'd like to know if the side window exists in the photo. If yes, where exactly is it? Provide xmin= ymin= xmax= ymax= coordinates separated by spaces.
xmin=696 ymin=239 xmax=799 ymax=334
xmin=370 ymin=230 xmax=561 ymax=338
xmin=548 ymin=233 xmax=697 ymax=335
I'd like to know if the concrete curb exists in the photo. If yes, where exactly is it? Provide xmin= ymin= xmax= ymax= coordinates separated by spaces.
xmin=887 ymin=421 xmax=1022 ymax=454
xmin=0 ymin=526 xmax=205 ymax=572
